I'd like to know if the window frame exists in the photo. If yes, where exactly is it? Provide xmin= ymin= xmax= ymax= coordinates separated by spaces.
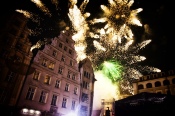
xmin=55 ymin=80 xmax=61 ymax=88
xmin=65 ymin=83 xmax=70 ymax=92
xmin=71 ymin=100 xmax=76 ymax=110
xmin=26 ymin=87 xmax=36 ymax=100
xmin=51 ymin=94 xmax=58 ymax=106
xmin=74 ymin=87 xmax=78 ymax=95
xmin=44 ymin=75 xmax=51 ymax=85
xmin=62 ymin=97 xmax=67 ymax=108
xmin=39 ymin=91 xmax=48 ymax=103
xmin=33 ymin=70 xmax=40 ymax=80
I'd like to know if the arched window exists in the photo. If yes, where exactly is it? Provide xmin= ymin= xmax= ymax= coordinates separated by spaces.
xmin=138 ymin=84 xmax=144 ymax=90
xmin=155 ymin=81 xmax=161 ymax=87
xmin=163 ymin=79 xmax=170 ymax=86
xmin=146 ymin=83 xmax=152 ymax=88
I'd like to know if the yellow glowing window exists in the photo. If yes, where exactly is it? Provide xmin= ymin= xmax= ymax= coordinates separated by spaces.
xmin=44 ymin=75 xmax=51 ymax=84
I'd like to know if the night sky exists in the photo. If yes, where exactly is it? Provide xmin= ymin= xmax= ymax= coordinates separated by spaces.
xmin=1 ymin=0 xmax=174 ymax=72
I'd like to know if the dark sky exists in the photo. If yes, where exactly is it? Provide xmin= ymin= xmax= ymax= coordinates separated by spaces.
xmin=1 ymin=0 xmax=174 ymax=72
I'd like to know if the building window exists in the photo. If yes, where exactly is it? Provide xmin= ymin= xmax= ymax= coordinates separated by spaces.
xmin=64 ymin=46 xmax=67 ymax=51
xmin=51 ymin=94 xmax=58 ymax=106
xmin=70 ymin=60 xmax=73 ymax=66
xmin=59 ymin=43 xmax=62 ymax=48
xmin=146 ymin=83 xmax=152 ymax=88
xmin=74 ymin=87 xmax=78 ymax=95
xmin=88 ymin=73 xmax=90 ymax=79
xmin=66 ymin=38 xmax=69 ymax=43
xmin=44 ymin=75 xmax=51 ymax=84
xmin=82 ymin=93 xmax=88 ymax=102
xmin=80 ymin=105 xmax=88 ymax=116
xmin=83 ymin=81 xmax=89 ymax=89
xmin=155 ymin=81 xmax=161 ymax=87
xmin=67 ymin=71 xmax=71 ymax=78
xmin=72 ymin=74 xmax=76 ymax=80
xmin=33 ymin=70 xmax=40 ymax=80
xmin=42 ymin=59 xmax=47 ymax=67
xmin=62 ymin=98 xmax=67 ymax=108
xmin=55 ymin=80 xmax=61 ymax=88
xmin=84 ymin=71 xmax=90 ymax=79
xmin=163 ymin=80 xmax=170 ymax=86
xmin=71 ymin=100 xmax=76 ymax=110
xmin=39 ymin=91 xmax=48 ymax=103
xmin=26 ymin=87 xmax=35 ymax=100
xmin=5 ymin=71 xmax=16 ymax=82
xmin=69 ymin=49 xmax=72 ymax=55
xmin=138 ymin=84 xmax=144 ymax=90
xmin=52 ymin=50 xmax=57 ymax=57
xmin=58 ymin=67 xmax=63 ymax=74
xmin=65 ymin=83 xmax=69 ymax=91
xmin=61 ymin=55 xmax=65 ymax=62
xmin=48 ymin=62 xmax=55 ymax=70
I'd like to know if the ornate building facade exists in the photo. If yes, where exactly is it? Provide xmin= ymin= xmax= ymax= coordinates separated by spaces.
xmin=133 ymin=69 xmax=175 ymax=95
xmin=17 ymin=30 xmax=95 ymax=116
xmin=0 ymin=12 xmax=33 ymax=115
xmin=114 ymin=70 xmax=175 ymax=116
xmin=79 ymin=58 xmax=96 ymax=116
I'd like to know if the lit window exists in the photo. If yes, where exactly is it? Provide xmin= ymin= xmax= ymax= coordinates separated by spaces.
xmin=62 ymin=98 xmax=67 ymax=108
xmin=71 ymin=100 xmax=76 ymax=110
xmin=74 ymin=87 xmax=78 ymax=95
xmin=33 ymin=71 xmax=40 ymax=80
xmin=55 ymin=80 xmax=61 ymax=88
xmin=39 ymin=91 xmax=48 ymax=103
xmin=58 ymin=67 xmax=63 ymax=74
xmin=42 ymin=59 xmax=47 ymax=67
xmin=48 ymin=62 xmax=55 ymax=70
xmin=5 ymin=71 xmax=16 ymax=82
xmin=26 ymin=87 xmax=35 ymax=100
xmin=44 ymin=75 xmax=51 ymax=84
xmin=65 ymin=83 xmax=69 ymax=91
xmin=51 ymin=94 xmax=58 ymax=106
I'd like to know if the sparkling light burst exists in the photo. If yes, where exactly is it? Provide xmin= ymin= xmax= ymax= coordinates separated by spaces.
xmin=16 ymin=0 xmax=67 ymax=48
xmin=15 ymin=0 xmax=162 ymax=111
xmin=68 ymin=0 xmax=161 ymax=96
